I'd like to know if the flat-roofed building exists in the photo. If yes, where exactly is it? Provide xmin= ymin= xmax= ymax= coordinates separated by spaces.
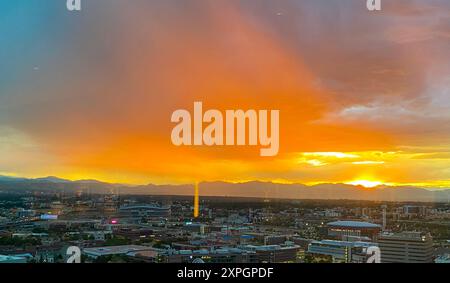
xmin=327 ymin=221 xmax=381 ymax=241
xmin=307 ymin=240 xmax=376 ymax=263
xmin=119 ymin=204 xmax=171 ymax=218
xmin=0 ymin=255 xmax=27 ymax=263
xmin=435 ymin=254 xmax=450 ymax=263
xmin=161 ymin=248 xmax=259 ymax=263
xmin=83 ymin=245 xmax=152 ymax=259
xmin=127 ymin=250 xmax=161 ymax=263
xmin=242 ymin=244 xmax=301 ymax=263
xmin=378 ymin=232 xmax=433 ymax=263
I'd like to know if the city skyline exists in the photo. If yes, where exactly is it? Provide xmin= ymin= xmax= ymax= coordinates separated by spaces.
xmin=1 ymin=1 xmax=450 ymax=191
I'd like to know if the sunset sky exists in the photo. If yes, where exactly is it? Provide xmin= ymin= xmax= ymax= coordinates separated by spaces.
xmin=0 ymin=0 xmax=449 ymax=188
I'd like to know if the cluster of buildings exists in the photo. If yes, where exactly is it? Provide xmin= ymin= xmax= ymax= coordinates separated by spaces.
xmin=82 ymin=243 xmax=301 ymax=263
xmin=306 ymin=221 xmax=437 ymax=263
xmin=0 ymin=191 xmax=449 ymax=263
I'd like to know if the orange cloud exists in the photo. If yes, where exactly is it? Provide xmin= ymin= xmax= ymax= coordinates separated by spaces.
xmin=0 ymin=1 xmax=449 ymax=187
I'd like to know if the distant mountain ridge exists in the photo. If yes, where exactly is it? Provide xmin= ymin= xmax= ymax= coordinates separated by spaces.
xmin=0 ymin=176 xmax=449 ymax=203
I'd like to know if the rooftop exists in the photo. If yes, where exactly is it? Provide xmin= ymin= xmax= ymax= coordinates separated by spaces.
xmin=378 ymin=232 xmax=432 ymax=241
xmin=0 ymin=255 xmax=27 ymax=263
xmin=310 ymin=240 xmax=376 ymax=248
xmin=327 ymin=221 xmax=381 ymax=229
xmin=83 ymin=245 xmax=152 ymax=256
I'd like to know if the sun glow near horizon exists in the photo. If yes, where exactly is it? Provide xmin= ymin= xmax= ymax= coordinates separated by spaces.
xmin=346 ymin=180 xmax=385 ymax=188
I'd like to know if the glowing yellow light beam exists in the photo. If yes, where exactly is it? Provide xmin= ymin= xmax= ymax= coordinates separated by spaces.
xmin=194 ymin=182 xmax=199 ymax=218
